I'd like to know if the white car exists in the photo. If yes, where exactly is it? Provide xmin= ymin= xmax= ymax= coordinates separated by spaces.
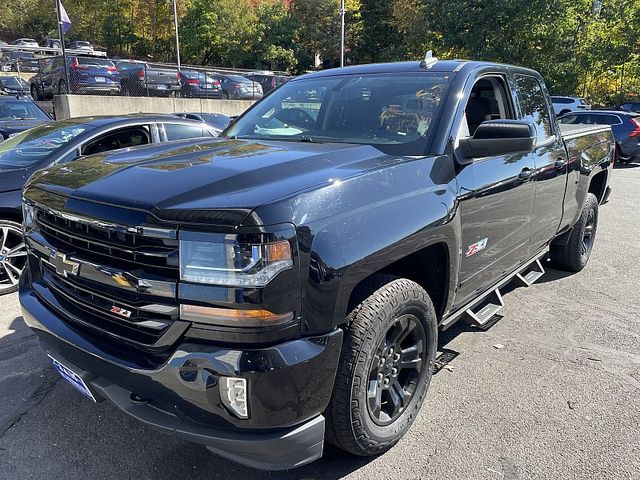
xmin=551 ymin=96 xmax=591 ymax=116
xmin=67 ymin=41 xmax=94 ymax=52
xmin=12 ymin=38 xmax=39 ymax=48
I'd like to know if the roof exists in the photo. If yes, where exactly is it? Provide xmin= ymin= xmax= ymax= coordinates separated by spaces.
xmin=564 ymin=110 xmax=637 ymax=116
xmin=49 ymin=113 xmax=203 ymax=127
xmin=294 ymin=59 xmax=541 ymax=82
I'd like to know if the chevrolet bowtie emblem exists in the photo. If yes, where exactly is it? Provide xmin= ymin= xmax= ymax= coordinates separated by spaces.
xmin=49 ymin=251 xmax=80 ymax=278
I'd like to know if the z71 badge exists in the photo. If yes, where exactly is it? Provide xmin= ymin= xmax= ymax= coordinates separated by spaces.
xmin=110 ymin=306 xmax=132 ymax=318
xmin=466 ymin=238 xmax=488 ymax=257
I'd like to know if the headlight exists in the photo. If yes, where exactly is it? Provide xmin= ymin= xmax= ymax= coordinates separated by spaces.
xmin=179 ymin=231 xmax=293 ymax=288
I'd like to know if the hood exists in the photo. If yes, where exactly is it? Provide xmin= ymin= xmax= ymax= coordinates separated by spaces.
xmin=27 ymin=138 xmax=404 ymax=225
xmin=0 ymin=119 xmax=47 ymax=136
xmin=0 ymin=166 xmax=27 ymax=193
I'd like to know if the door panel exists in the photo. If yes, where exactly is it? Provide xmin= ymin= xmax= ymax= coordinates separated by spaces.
xmin=455 ymin=153 xmax=536 ymax=303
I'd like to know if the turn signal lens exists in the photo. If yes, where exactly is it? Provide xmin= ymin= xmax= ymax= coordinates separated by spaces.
xmin=180 ymin=304 xmax=294 ymax=327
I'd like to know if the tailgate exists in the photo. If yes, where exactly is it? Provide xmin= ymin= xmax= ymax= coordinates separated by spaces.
xmin=145 ymin=68 xmax=179 ymax=86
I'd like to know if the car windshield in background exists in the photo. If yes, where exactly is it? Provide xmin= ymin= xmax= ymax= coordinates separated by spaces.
xmin=77 ymin=58 xmax=114 ymax=67
xmin=0 ymin=100 xmax=49 ymax=120
xmin=225 ymin=72 xmax=451 ymax=155
xmin=226 ymin=75 xmax=252 ymax=83
xmin=1 ymin=77 xmax=28 ymax=89
xmin=0 ymin=122 xmax=87 ymax=167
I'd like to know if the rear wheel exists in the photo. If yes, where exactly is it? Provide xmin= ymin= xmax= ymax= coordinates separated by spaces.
xmin=326 ymin=277 xmax=437 ymax=456
xmin=0 ymin=221 xmax=27 ymax=295
xmin=30 ymin=84 xmax=40 ymax=101
xmin=550 ymin=193 xmax=598 ymax=272
xmin=58 ymin=80 xmax=68 ymax=95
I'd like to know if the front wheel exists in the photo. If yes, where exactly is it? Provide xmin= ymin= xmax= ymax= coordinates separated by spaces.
xmin=550 ymin=193 xmax=599 ymax=272
xmin=326 ymin=277 xmax=437 ymax=456
xmin=30 ymin=84 xmax=40 ymax=101
xmin=0 ymin=220 xmax=27 ymax=295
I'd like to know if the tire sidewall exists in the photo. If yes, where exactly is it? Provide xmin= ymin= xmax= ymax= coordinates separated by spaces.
xmin=576 ymin=194 xmax=598 ymax=269
xmin=0 ymin=219 xmax=24 ymax=295
xmin=348 ymin=283 xmax=437 ymax=450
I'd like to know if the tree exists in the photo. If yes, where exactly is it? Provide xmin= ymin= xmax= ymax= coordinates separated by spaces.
xmin=180 ymin=0 xmax=258 ymax=66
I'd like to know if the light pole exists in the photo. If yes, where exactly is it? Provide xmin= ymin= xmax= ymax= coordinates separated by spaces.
xmin=340 ymin=0 xmax=345 ymax=67
xmin=172 ymin=0 xmax=181 ymax=72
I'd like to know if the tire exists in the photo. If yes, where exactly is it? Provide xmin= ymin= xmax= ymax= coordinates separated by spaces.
xmin=58 ymin=80 xmax=68 ymax=95
xmin=549 ymin=193 xmax=598 ymax=272
xmin=0 ymin=220 xmax=27 ymax=295
xmin=30 ymin=84 xmax=40 ymax=101
xmin=326 ymin=277 xmax=438 ymax=456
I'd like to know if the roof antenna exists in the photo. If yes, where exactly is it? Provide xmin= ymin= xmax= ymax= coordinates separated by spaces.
xmin=420 ymin=50 xmax=438 ymax=69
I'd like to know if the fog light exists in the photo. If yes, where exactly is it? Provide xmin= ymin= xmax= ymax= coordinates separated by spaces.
xmin=220 ymin=377 xmax=248 ymax=419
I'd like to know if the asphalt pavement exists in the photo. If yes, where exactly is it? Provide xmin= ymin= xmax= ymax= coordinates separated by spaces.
xmin=1 ymin=164 xmax=639 ymax=480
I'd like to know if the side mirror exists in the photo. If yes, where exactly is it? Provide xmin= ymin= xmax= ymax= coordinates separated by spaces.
xmin=459 ymin=120 xmax=536 ymax=161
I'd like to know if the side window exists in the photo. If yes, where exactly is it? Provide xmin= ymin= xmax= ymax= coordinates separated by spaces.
xmin=163 ymin=123 xmax=205 ymax=141
xmin=514 ymin=74 xmax=553 ymax=142
xmin=558 ymin=115 xmax=578 ymax=124
xmin=81 ymin=126 xmax=151 ymax=156
xmin=463 ymin=76 xmax=513 ymax=137
xmin=598 ymin=115 xmax=621 ymax=126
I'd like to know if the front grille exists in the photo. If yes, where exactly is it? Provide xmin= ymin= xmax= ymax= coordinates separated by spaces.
xmin=30 ymin=205 xmax=186 ymax=351
xmin=36 ymin=209 xmax=179 ymax=278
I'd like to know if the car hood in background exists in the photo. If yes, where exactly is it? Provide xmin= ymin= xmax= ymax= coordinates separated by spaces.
xmin=0 ymin=119 xmax=48 ymax=136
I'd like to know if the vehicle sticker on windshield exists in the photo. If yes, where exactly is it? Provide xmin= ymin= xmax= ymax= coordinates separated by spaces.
xmin=466 ymin=238 xmax=488 ymax=257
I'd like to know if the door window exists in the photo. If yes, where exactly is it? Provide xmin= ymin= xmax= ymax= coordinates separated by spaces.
xmin=461 ymin=76 xmax=513 ymax=137
xmin=81 ymin=126 xmax=151 ymax=155
xmin=163 ymin=123 xmax=206 ymax=141
xmin=514 ymin=75 xmax=554 ymax=142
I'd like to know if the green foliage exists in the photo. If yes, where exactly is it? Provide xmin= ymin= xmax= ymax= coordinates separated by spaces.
xmin=0 ymin=0 xmax=639 ymax=102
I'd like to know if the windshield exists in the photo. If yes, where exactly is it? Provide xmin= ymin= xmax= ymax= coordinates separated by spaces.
xmin=0 ymin=100 xmax=49 ymax=120
xmin=0 ymin=122 xmax=88 ymax=167
xmin=224 ymin=72 xmax=451 ymax=156
xmin=0 ymin=77 xmax=28 ymax=89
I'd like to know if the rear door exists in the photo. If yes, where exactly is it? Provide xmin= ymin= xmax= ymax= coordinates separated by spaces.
xmin=454 ymin=73 xmax=537 ymax=305
xmin=514 ymin=73 xmax=568 ymax=250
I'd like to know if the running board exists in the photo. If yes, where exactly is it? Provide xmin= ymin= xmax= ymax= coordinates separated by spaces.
xmin=462 ymin=288 xmax=504 ymax=327
xmin=514 ymin=258 xmax=545 ymax=287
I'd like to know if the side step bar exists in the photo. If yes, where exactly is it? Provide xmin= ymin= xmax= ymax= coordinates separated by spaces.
xmin=514 ymin=258 xmax=545 ymax=287
xmin=462 ymin=288 xmax=504 ymax=327
xmin=441 ymin=250 xmax=548 ymax=331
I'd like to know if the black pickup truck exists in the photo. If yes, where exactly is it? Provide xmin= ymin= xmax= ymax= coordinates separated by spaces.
xmin=19 ymin=59 xmax=613 ymax=470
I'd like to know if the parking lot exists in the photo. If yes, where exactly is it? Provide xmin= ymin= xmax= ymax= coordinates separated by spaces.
xmin=0 ymin=164 xmax=638 ymax=480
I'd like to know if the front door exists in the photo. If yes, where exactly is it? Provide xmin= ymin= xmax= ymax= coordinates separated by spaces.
xmin=454 ymin=75 xmax=536 ymax=306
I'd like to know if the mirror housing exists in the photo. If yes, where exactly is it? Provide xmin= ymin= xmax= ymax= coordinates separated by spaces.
xmin=459 ymin=120 xmax=537 ymax=161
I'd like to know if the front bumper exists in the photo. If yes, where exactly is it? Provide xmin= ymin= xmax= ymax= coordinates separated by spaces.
xmin=20 ymin=279 xmax=342 ymax=470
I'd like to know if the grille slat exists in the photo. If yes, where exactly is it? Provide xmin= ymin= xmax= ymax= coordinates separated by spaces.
xmin=31 ymin=206 xmax=185 ymax=351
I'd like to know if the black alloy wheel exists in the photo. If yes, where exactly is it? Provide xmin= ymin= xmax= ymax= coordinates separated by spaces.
xmin=367 ymin=314 xmax=426 ymax=426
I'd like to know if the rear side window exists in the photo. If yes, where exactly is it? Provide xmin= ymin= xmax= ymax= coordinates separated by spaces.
xmin=515 ymin=74 xmax=553 ymax=142
xmin=592 ymin=115 xmax=621 ymax=126
xmin=164 ymin=123 xmax=205 ymax=141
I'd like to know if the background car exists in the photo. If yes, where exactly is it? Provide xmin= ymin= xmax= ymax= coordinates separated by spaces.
xmin=0 ymin=114 xmax=218 ymax=294
xmin=3 ymin=51 xmax=40 ymax=72
xmin=178 ymin=69 xmax=222 ymax=98
xmin=551 ymin=95 xmax=591 ymax=116
xmin=616 ymin=101 xmax=640 ymax=113
xmin=243 ymin=71 xmax=290 ymax=94
xmin=174 ymin=112 xmax=230 ymax=132
xmin=117 ymin=60 xmax=180 ymax=97
xmin=30 ymin=56 xmax=121 ymax=99
xmin=42 ymin=38 xmax=61 ymax=49
xmin=0 ymin=76 xmax=29 ymax=95
xmin=67 ymin=41 xmax=94 ymax=52
xmin=12 ymin=38 xmax=39 ymax=48
xmin=558 ymin=110 xmax=640 ymax=162
xmin=0 ymin=94 xmax=51 ymax=140
xmin=215 ymin=74 xmax=263 ymax=99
